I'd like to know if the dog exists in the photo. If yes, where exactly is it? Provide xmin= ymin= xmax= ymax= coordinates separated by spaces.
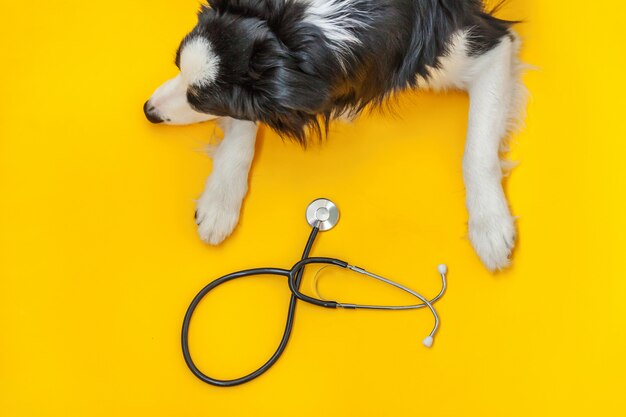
xmin=144 ymin=0 xmax=527 ymax=271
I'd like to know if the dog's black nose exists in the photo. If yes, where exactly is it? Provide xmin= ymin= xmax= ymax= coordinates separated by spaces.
xmin=143 ymin=100 xmax=163 ymax=124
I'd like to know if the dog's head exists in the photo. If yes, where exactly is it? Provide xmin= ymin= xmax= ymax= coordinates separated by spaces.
xmin=144 ymin=1 xmax=337 ymax=142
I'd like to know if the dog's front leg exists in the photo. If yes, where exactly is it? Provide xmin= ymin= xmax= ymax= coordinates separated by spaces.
xmin=195 ymin=117 xmax=257 ymax=245
xmin=463 ymin=37 xmax=517 ymax=271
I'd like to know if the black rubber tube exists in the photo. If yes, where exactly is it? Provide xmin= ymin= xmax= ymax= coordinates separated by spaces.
xmin=181 ymin=226 xmax=320 ymax=386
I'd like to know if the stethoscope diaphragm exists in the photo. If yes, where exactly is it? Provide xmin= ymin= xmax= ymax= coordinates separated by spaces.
xmin=306 ymin=198 xmax=339 ymax=231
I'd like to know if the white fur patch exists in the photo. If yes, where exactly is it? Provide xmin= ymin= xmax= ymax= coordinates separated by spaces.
xmin=299 ymin=0 xmax=370 ymax=59
xmin=179 ymin=37 xmax=220 ymax=86
xmin=418 ymin=30 xmax=473 ymax=91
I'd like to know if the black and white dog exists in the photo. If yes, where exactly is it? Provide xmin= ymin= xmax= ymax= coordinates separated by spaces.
xmin=144 ymin=0 xmax=526 ymax=271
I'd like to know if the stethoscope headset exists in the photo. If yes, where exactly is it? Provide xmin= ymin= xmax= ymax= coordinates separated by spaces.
xmin=181 ymin=198 xmax=448 ymax=387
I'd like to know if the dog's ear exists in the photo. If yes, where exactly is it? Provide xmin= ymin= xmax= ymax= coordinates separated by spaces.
xmin=246 ymin=33 xmax=335 ymax=141
xmin=253 ymin=57 xmax=331 ymax=112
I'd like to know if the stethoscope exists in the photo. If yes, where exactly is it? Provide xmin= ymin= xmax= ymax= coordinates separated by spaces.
xmin=181 ymin=198 xmax=448 ymax=387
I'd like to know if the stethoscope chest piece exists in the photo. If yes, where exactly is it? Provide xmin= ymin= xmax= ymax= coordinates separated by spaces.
xmin=306 ymin=198 xmax=339 ymax=231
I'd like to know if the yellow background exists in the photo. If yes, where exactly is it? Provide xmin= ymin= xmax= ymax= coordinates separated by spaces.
xmin=1 ymin=1 xmax=624 ymax=415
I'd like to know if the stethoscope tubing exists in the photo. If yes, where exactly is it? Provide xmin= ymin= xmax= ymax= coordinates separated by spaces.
xmin=181 ymin=267 xmax=291 ymax=386
xmin=181 ymin=226 xmax=321 ymax=387
xmin=181 ymin=224 xmax=446 ymax=386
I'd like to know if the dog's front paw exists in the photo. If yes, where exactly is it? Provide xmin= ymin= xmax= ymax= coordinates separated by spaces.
xmin=468 ymin=210 xmax=516 ymax=271
xmin=195 ymin=191 xmax=242 ymax=245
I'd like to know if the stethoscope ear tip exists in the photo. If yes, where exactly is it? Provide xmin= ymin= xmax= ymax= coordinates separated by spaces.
xmin=437 ymin=264 xmax=448 ymax=275
xmin=422 ymin=336 xmax=434 ymax=348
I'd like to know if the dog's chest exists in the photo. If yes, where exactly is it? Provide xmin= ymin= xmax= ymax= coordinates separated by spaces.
xmin=418 ymin=30 xmax=476 ymax=92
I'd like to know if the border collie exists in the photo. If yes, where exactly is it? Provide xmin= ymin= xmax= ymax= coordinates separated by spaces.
xmin=144 ymin=0 xmax=527 ymax=271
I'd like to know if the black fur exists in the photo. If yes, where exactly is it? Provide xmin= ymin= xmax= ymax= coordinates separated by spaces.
xmin=176 ymin=0 xmax=514 ymax=143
